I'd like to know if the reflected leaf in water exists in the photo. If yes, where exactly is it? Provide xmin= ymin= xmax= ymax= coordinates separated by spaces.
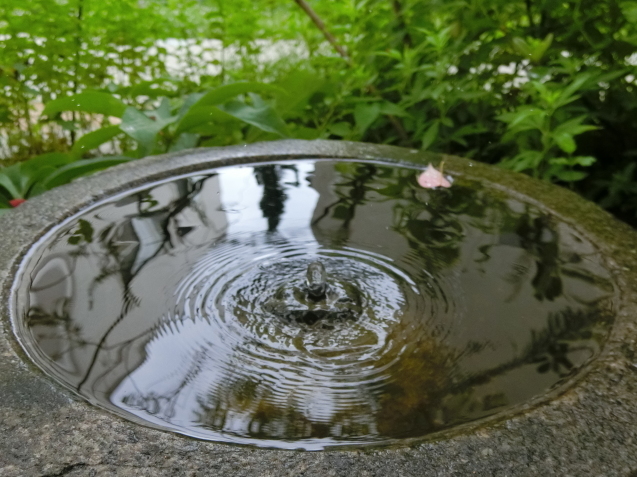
xmin=67 ymin=219 xmax=94 ymax=245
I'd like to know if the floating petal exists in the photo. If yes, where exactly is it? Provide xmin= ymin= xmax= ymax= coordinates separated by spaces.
xmin=417 ymin=165 xmax=451 ymax=189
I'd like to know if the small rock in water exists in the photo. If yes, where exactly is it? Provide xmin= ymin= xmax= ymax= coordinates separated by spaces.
xmin=417 ymin=165 xmax=451 ymax=189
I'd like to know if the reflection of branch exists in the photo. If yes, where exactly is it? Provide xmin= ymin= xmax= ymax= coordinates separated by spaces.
xmin=255 ymin=165 xmax=286 ymax=232
xmin=449 ymin=307 xmax=609 ymax=393
xmin=122 ymin=347 xmax=209 ymax=420
xmin=311 ymin=164 xmax=377 ymax=241
xmin=77 ymin=305 xmax=130 ymax=391
xmin=76 ymin=178 xmax=207 ymax=391
xmin=310 ymin=198 xmax=340 ymax=226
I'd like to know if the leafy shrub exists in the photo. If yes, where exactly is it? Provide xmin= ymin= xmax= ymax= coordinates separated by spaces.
xmin=1 ymin=0 xmax=637 ymax=223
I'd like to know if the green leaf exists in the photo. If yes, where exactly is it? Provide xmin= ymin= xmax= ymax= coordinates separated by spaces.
xmin=501 ymin=150 xmax=543 ymax=172
xmin=220 ymin=100 xmax=289 ymax=137
xmin=274 ymin=70 xmax=324 ymax=118
xmin=511 ymin=37 xmax=533 ymax=57
xmin=555 ymin=75 xmax=592 ymax=109
xmin=621 ymin=1 xmax=637 ymax=22
xmin=120 ymin=108 xmax=160 ymax=153
xmin=289 ymin=126 xmax=321 ymax=140
xmin=21 ymin=152 xmax=74 ymax=172
xmin=440 ymin=116 xmax=454 ymax=127
xmin=22 ymin=153 xmax=74 ymax=196
xmin=553 ymin=116 xmax=598 ymax=137
xmin=354 ymin=102 xmax=381 ymax=134
xmin=0 ymin=166 xmax=22 ymax=199
xmin=328 ymin=122 xmax=352 ymax=137
xmin=452 ymin=124 xmax=488 ymax=137
xmin=175 ymin=105 xmax=237 ymax=133
xmin=42 ymin=92 xmax=127 ymax=118
xmin=152 ymin=97 xmax=174 ymax=122
xmin=71 ymin=126 xmax=122 ymax=157
xmin=532 ymin=34 xmax=554 ymax=63
xmin=168 ymin=133 xmax=199 ymax=153
xmin=120 ymin=107 xmax=176 ymax=154
xmin=191 ymin=82 xmax=283 ymax=110
xmin=573 ymin=155 xmax=596 ymax=166
xmin=0 ymin=153 xmax=74 ymax=198
xmin=511 ymin=35 xmax=553 ymax=62
xmin=554 ymin=132 xmax=577 ymax=154
xmin=37 ymin=156 xmax=132 ymax=193
xmin=379 ymin=101 xmax=409 ymax=118
xmin=421 ymin=122 xmax=440 ymax=150
xmin=498 ymin=107 xmax=546 ymax=130
xmin=177 ymin=92 xmax=206 ymax=119
xmin=555 ymin=170 xmax=588 ymax=181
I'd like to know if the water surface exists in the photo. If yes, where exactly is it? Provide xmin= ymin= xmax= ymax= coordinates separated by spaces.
xmin=12 ymin=159 xmax=615 ymax=449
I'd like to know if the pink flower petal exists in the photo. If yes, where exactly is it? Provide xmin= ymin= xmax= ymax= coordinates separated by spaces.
xmin=417 ymin=165 xmax=451 ymax=189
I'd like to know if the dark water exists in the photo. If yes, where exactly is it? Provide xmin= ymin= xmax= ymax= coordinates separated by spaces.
xmin=12 ymin=159 xmax=615 ymax=449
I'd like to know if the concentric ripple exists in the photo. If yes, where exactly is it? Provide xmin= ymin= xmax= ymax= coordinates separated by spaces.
xmin=12 ymin=159 xmax=616 ymax=449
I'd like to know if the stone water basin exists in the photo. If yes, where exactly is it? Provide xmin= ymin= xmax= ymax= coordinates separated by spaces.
xmin=1 ymin=140 xmax=636 ymax=475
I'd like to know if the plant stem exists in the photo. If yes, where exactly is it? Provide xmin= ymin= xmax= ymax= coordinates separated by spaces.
xmin=71 ymin=0 xmax=84 ymax=145
xmin=292 ymin=0 xmax=351 ymax=63
xmin=526 ymin=0 xmax=535 ymax=30
xmin=291 ymin=0 xmax=410 ymax=144
xmin=391 ymin=0 xmax=412 ymax=47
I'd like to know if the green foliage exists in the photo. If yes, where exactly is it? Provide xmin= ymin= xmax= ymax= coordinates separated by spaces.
xmin=496 ymin=74 xmax=601 ymax=181
xmin=0 ymin=151 xmax=131 ymax=214
xmin=0 ymin=80 xmax=293 ymax=209
xmin=1 ymin=0 xmax=637 ymax=223
xmin=42 ymin=93 xmax=128 ymax=119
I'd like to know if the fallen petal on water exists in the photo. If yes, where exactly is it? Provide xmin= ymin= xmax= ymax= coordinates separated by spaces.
xmin=417 ymin=165 xmax=451 ymax=189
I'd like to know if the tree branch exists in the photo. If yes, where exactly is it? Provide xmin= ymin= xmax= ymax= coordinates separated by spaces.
xmin=292 ymin=0 xmax=410 ymax=144
xmin=391 ymin=0 xmax=412 ymax=47
xmin=292 ymin=0 xmax=351 ymax=63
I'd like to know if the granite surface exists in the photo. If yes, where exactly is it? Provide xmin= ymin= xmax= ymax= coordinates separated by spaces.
xmin=1 ymin=140 xmax=637 ymax=476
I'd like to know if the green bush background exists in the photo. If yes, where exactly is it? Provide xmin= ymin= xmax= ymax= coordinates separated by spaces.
xmin=1 ymin=0 xmax=637 ymax=223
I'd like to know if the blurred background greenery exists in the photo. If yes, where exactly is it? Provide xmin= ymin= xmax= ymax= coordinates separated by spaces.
xmin=1 ymin=0 xmax=636 ymax=223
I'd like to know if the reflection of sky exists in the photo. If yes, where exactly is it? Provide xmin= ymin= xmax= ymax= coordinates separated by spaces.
xmin=220 ymin=162 xmax=318 ymax=238
xmin=111 ymin=162 xmax=334 ymax=433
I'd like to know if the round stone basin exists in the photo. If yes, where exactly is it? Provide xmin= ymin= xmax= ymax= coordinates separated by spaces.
xmin=7 ymin=149 xmax=618 ymax=450
xmin=1 ymin=141 xmax=637 ymax=473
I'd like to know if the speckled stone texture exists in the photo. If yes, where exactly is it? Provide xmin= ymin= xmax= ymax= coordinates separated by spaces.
xmin=1 ymin=140 xmax=637 ymax=477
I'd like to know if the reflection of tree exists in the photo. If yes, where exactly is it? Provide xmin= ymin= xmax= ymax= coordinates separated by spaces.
xmin=26 ymin=176 xmax=211 ymax=393
xmin=77 ymin=177 xmax=209 ymax=392
xmin=312 ymin=163 xmax=377 ymax=245
xmin=450 ymin=307 xmax=612 ymax=394
xmin=189 ymin=303 xmax=611 ymax=440
xmin=190 ymin=328 xmax=464 ymax=440
xmin=317 ymin=163 xmax=612 ymax=302
xmin=507 ymin=214 xmax=562 ymax=301
xmin=122 ymin=347 xmax=210 ymax=420
xmin=254 ymin=165 xmax=286 ymax=232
